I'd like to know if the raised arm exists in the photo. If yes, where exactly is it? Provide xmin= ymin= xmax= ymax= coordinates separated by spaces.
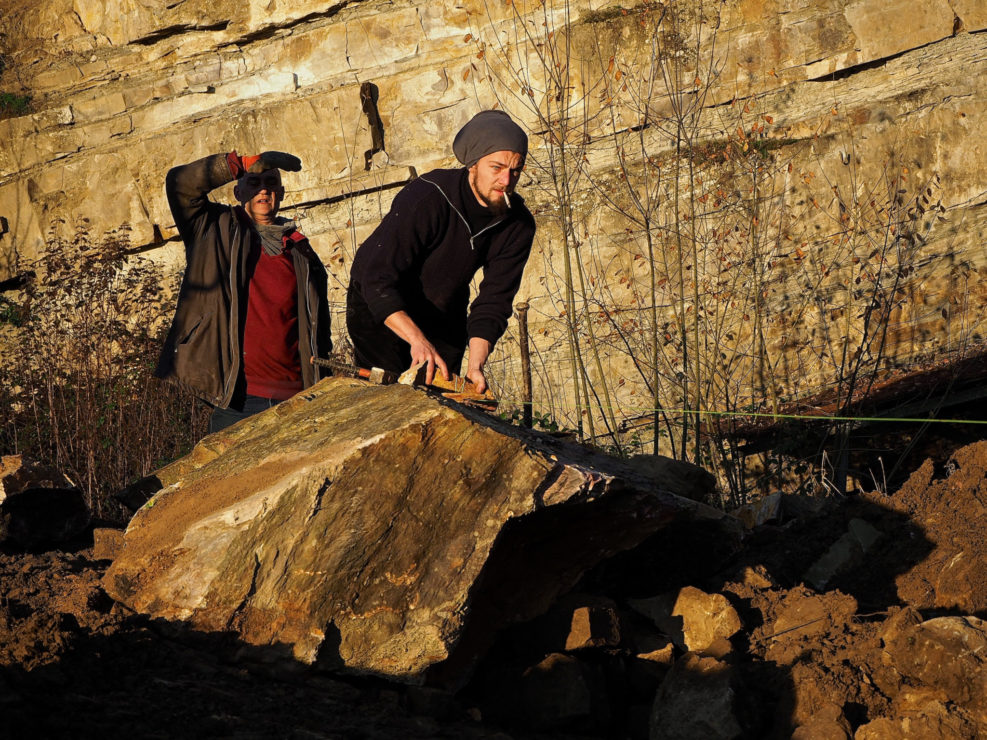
xmin=165 ymin=154 xmax=235 ymax=245
xmin=166 ymin=151 xmax=302 ymax=244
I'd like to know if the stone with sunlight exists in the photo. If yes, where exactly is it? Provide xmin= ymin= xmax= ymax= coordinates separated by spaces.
xmin=103 ymin=377 xmax=727 ymax=683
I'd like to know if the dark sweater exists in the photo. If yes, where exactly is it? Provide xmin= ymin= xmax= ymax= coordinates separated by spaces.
xmin=349 ymin=168 xmax=536 ymax=348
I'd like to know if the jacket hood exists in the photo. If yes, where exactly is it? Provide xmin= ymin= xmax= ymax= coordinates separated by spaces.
xmin=417 ymin=168 xmax=529 ymax=233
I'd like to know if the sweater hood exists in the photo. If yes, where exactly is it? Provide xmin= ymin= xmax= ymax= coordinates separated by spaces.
xmin=417 ymin=168 xmax=529 ymax=237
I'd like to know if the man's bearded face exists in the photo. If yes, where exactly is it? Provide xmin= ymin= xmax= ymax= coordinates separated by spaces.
xmin=468 ymin=150 xmax=524 ymax=215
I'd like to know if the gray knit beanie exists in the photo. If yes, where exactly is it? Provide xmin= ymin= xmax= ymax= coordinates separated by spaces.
xmin=452 ymin=110 xmax=528 ymax=168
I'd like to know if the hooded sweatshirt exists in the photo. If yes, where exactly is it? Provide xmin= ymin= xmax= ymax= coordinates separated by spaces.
xmin=349 ymin=168 xmax=536 ymax=349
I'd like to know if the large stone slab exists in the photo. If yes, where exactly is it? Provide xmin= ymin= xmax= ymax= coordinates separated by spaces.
xmin=860 ymin=615 xmax=987 ymax=736
xmin=103 ymin=377 xmax=728 ymax=683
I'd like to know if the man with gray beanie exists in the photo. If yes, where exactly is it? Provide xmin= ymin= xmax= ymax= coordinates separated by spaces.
xmin=347 ymin=110 xmax=535 ymax=393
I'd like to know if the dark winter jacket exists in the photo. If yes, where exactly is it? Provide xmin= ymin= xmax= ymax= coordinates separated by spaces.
xmin=349 ymin=168 xmax=536 ymax=349
xmin=155 ymin=153 xmax=332 ymax=408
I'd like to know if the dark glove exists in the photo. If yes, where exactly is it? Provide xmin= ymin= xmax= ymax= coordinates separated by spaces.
xmin=227 ymin=150 xmax=302 ymax=178
xmin=246 ymin=151 xmax=302 ymax=173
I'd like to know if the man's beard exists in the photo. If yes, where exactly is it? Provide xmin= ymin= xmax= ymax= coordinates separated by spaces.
xmin=470 ymin=171 xmax=509 ymax=216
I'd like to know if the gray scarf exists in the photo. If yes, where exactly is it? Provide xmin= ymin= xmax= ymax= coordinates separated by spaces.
xmin=254 ymin=220 xmax=297 ymax=257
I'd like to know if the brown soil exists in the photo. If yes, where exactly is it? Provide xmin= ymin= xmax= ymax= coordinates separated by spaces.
xmin=0 ymin=550 xmax=520 ymax=739
xmin=4 ymin=441 xmax=987 ymax=739
xmin=714 ymin=439 xmax=987 ymax=737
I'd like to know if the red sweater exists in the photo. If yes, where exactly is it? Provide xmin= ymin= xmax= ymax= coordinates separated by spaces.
xmin=243 ymin=242 xmax=303 ymax=400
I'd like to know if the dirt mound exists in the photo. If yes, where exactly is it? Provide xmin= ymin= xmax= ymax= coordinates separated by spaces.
xmin=0 ymin=551 xmax=116 ymax=671
xmin=0 ymin=549 xmax=524 ymax=739
xmin=464 ymin=441 xmax=987 ymax=737
xmin=859 ymin=440 xmax=987 ymax=614
xmin=719 ymin=440 xmax=987 ymax=737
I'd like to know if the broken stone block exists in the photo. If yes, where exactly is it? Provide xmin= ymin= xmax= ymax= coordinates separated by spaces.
xmin=700 ymin=636 xmax=734 ymax=660
xmin=791 ymin=702 xmax=851 ymax=740
xmin=882 ymin=616 xmax=987 ymax=715
xmin=803 ymin=518 xmax=883 ymax=590
xmin=518 ymin=652 xmax=608 ymax=730
xmin=0 ymin=455 xmax=89 ymax=548
xmin=729 ymin=492 xmax=782 ymax=529
xmin=625 ymin=454 xmax=715 ymax=504
xmin=629 ymin=586 xmax=742 ymax=653
xmin=848 ymin=518 xmax=882 ymax=550
xmin=638 ymin=643 xmax=675 ymax=666
xmin=627 ymin=593 xmax=679 ymax=638
xmin=780 ymin=494 xmax=832 ymax=521
xmin=625 ymin=703 xmax=653 ymax=740
xmin=853 ymin=717 xmax=899 ymax=740
xmin=103 ymin=378 xmax=731 ymax=684
xmin=111 ymin=473 xmax=164 ymax=516
xmin=627 ymin=613 xmax=676 ymax=656
xmin=627 ymin=652 xmax=673 ymax=710
xmin=565 ymin=602 xmax=622 ymax=651
xmin=0 ymin=455 xmax=74 ymax=499
xmin=672 ymin=589 xmax=742 ymax=654
xmin=650 ymin=653 xmax=743 ymax=740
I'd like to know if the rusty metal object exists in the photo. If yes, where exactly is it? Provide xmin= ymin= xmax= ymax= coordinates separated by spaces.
xmin=311 ymin=358 xmax=398 ymax=385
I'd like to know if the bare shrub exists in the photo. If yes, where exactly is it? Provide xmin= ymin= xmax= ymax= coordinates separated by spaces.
xmin=0 ymin=222 xmax=207 ymax=520
xmin=471 ymin=0 xmax=957 ymax=507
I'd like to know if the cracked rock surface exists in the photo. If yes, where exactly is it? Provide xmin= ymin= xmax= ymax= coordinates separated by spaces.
xmin=103 ymin=377 xmax=724 ymax=684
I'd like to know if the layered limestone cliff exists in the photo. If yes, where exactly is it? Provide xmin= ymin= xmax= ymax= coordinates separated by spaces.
xmin=1 ymin=0 xmax=985 ymax=435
